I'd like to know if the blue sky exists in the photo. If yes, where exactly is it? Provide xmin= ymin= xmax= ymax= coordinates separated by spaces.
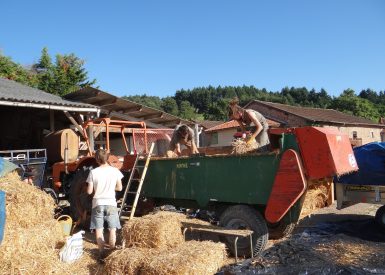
xmin=1 ymin=1 xmax=384 ymax=97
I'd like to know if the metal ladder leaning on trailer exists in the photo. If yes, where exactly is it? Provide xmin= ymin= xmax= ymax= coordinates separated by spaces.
xmin=119 ymin=142 xmax=155 ymax=220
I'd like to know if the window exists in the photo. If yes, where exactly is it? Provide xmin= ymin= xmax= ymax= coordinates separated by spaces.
xmin=211 ymin=132 xmax=218 ymax=145
xmin=352 ymin=131 xmax=358 ymax=139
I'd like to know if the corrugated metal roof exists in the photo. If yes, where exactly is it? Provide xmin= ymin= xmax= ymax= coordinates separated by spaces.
xmin=0 ymin=77 xmax=98 ymax=111
xmin=65 ymin=87 xmax=193 ymax=129
xmin=245 ymin=100 xmax=383 ymax=127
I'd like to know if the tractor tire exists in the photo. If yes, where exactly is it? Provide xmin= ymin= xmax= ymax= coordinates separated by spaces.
xmin=219 ymin=205 xmax=268 ymax=257
xmin=69 ymin=166 xmax=92 ymax=228
xmin=375 ymin=205 xmax=385 ymax=229
xmin=267 ymin=221 xmax=296 ymax=240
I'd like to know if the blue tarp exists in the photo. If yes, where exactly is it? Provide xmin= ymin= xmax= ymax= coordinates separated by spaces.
xmin=337 ymin=142 xmax=385 ymax=185
xmin=0 ymin=157 xmax=18 ymax=178
xmin=0 ymin=190 xmax=5 ymax=245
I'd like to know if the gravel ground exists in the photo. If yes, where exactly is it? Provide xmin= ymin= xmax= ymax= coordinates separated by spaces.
xmin=220 ymin=202 xmax=385 ymax=275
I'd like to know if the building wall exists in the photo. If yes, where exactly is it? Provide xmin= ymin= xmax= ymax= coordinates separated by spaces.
xmin=206 ymin=128 xmax=237 ymax=147
xmin=324 ymin=125 xmax=382 ymax=145
xmin=247 ymin=101 xmax=383 ymax=145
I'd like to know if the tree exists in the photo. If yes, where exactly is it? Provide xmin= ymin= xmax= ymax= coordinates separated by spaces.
xmin=161 ymin=97 xmax=178 ymax=115
xmin=331 ymin=89 xmax=380 ymax=121
xmin=0 ymin=54 xmax=38 ymax=86
xmin=179 ymin=100 xmax=197 ymax=120
xmin=51 ymin=53 xmax=96 ymax=96
xmin=30 ymin=48 xmax=97 ymax=96
xmin=359 ymin=89 xmax=378 ymax=103
xmin=123 ymin=95 xmax=163 ymax=109
xmin=34 ymin=47 xmax=54 ymax=92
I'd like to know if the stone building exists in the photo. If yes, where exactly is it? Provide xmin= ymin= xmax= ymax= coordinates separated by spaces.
xmin=245 ymin=100 xmax=384 ymax=146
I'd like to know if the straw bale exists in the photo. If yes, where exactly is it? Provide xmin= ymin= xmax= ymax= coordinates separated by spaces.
xmin=0 ymin=220 xmax=64 ymax=274
xmin=142 ymin=240 xmax=227 ymax=275
xmin=300 ymin=185 xmax=329 ymax=218
xmin=104 ymin=247 xmax=159 ymax=275
xmin=232 ymin=139 xmax=258 ymax=155
xmin=0 ymin=171 xmax=55 ymax=228
xmin=0 ymin=172 xmax=66 ymax=274
xmin=122 ymin=211 xmax=184 ymax=249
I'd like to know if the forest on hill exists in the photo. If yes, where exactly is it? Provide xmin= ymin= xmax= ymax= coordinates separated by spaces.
xmin=124 ymin=86 xmax=385 ymax=122
xmin=1 ymin=48 xmax=384 ymax=122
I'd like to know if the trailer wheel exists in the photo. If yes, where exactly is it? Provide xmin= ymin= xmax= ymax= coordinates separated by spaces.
xmin=267 ymin=221 xmax=296 ymax=239
xmin=69 ymin=166 xmax=92 ymax=228
xmin=219 ymin=205 xmax=268 ymax=257
xmin=375 ymin=205 xmax=385 ymax=229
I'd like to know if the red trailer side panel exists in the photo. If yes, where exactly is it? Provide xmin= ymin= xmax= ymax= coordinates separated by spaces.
xmin=294 ymin=127 xmax=358 ymax=180
xmin=265 ymin=149 xmax=307 ymax=223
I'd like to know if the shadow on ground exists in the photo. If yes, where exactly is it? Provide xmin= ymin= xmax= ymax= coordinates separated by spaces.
xmin=220 ymin=214 xmax=385 ymax=275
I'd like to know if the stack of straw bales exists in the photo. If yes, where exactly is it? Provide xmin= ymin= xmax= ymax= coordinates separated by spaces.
xmin=104 ymin=211 xmax=227 ymax=275
xmin=0 ymin=171 xmax=65 ymax=273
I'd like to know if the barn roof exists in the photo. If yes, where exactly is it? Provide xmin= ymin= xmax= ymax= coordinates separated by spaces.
xmin=0 ymin=77 xmax=98 ymax=112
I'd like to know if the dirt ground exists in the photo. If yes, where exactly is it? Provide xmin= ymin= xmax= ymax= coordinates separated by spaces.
xmin=220 ymin=202 xmax=385 ymax=275
xmin=76 ymin=202 xmax=385 ymax=275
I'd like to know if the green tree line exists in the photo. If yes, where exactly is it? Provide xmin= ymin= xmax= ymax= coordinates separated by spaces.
xmin=1 ymin=48 xmax=384 ymax=122
xmin=125 ymin=86 xmax=385 ymax=122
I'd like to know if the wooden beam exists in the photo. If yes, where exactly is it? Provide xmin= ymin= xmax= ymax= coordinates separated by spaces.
xmin=63 ymin=111 xmax=86 ymax=138
xmin=83 ymin=96 xmax=117 ymax=105
xmin=50 ymin=110 xmax=55 ymax=132
xmin=136 ymin=112 xmax=164 ymax=120
xmin=107 ymin=110 xmax=168 ymax=129
xmin=122 ymin=106 xmax=143 ymax=113
xmin=99 ymin=98 xmax=118 ymax=108
xmin=163 ymin=119 xmax=182 ymax=127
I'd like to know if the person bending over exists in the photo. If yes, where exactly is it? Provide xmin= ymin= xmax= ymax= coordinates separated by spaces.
xmin=228 ymin=97 xmax=270 ymax=152
xmin=167 ymin=124 xmax=199 ymax=156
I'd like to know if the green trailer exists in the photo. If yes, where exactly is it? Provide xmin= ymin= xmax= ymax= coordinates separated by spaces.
xmin=54 ymin=120 xmax=358 ymax=257
xmin=139 ymin=127 xmax=358 ymax=256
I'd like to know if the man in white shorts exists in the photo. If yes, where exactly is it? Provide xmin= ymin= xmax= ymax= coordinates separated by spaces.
xmin=86 ymin=149 xmax=123 ymax=260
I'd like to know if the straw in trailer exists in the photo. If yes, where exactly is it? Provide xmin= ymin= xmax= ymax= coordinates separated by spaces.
xmin=232 ymin=139 xmax=258 ymax=155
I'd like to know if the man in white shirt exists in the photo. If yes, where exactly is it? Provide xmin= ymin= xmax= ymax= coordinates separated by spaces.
xmin=86 ymin=149 xmax=123 ymax=260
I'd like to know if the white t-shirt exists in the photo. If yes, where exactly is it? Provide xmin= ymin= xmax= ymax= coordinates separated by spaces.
xmin=87 ymin=165 xmax=124 ymax=208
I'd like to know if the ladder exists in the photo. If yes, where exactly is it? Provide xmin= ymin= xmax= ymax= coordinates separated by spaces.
xmin=119 ymin=142 xmax=155 ymax=220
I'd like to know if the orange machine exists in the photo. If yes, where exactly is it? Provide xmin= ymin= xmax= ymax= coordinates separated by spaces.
xmin=265 ymin=126 xmax=358 ymax=224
